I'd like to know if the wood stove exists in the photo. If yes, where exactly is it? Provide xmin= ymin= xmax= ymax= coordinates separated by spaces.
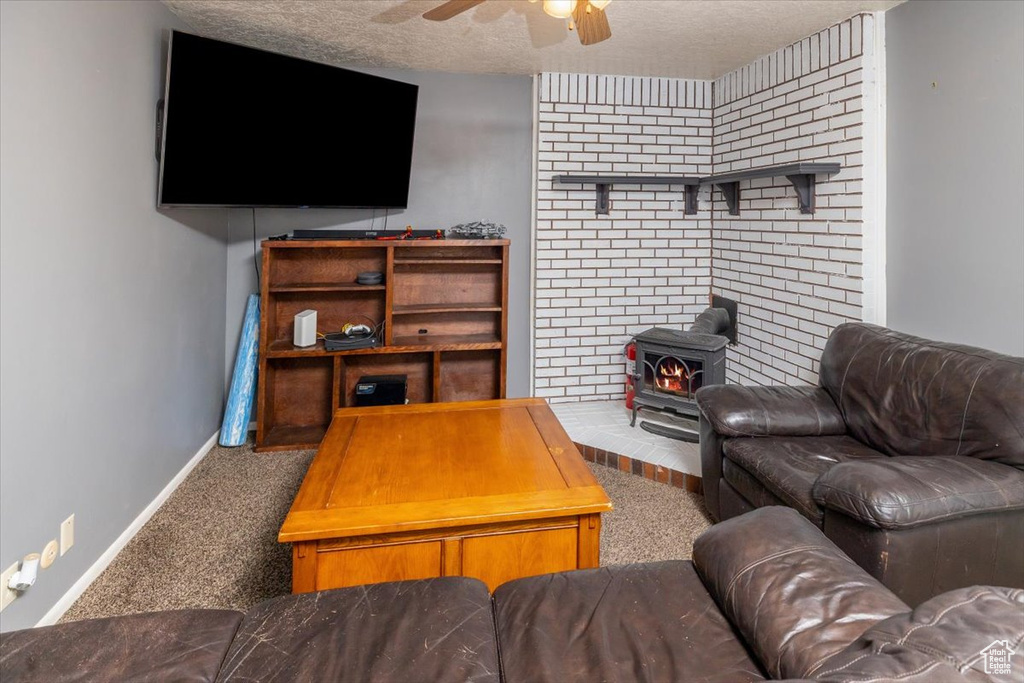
xmin=630 ymin=296 xmax=736 ymax=441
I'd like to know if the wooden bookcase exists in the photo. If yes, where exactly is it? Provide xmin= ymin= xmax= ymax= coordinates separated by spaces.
xmin=256 ymin=239 xmax=509 ymax=452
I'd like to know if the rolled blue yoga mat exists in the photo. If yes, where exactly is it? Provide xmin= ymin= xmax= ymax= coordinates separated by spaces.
xmin=220 ymin=293 xmax=260 ymax=447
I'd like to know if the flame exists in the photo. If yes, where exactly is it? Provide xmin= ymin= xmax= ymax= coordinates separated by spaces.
xmin=655 ymin=359 xmax=696 ymax=396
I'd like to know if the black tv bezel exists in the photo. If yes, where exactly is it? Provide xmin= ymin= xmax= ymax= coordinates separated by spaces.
xmin=156 ymin=30 xmax=417 ymax=210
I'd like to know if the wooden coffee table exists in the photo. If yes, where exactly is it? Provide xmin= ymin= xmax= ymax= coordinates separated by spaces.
xmin=279 ymin=398 xmax=612 ymax=593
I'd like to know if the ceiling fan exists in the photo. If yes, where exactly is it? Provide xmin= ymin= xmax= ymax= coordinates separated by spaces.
xmin=423 ymin=0 xmax=613 ymax=46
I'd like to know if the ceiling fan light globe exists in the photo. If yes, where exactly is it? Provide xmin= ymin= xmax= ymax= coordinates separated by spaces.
xmin=542 ymin=0 xmax=577 ymax=19
xmin=590 ymin=0 xmax=612 ymax=9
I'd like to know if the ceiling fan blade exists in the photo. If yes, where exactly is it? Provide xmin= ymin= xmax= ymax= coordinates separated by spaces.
xmin=572 ymin=1 xmax=612 ymax=46
xmin=423 ymin=0 xmax=487 ymax=21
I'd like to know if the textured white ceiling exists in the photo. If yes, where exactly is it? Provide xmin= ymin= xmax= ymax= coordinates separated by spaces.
xmin=164 ymin=0 xmax=901 ymax=80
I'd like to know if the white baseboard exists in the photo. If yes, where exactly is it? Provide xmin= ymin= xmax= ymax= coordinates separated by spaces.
xmin=36 ymin=430 xmax=220 ymax=627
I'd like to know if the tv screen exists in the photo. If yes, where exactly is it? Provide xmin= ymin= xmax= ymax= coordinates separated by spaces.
xmin=158 ymin=31 xmax=418 ymax=208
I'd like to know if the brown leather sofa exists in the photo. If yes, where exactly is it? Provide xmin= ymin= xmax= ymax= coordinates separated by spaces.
xmin=697 ymin=322 xmax=1024 ymax=606
xmin=3 ymin=507 xmax=1022 ymax=682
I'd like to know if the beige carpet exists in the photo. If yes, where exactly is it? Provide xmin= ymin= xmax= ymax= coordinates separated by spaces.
xmin=61 ymin=439 xmax=711 ymax=623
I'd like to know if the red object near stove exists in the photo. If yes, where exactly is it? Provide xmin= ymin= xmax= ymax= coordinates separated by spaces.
xmin=625 ymin=341 xmax=636 ymax=409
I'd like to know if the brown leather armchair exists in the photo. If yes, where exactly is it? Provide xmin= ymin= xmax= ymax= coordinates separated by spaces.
xmin=696 ymin=322 xmax=1024 ymax=606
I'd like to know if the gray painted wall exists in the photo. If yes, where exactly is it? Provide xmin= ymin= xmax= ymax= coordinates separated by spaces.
xmin=0 ymin=1 xmax=228 ymax=630
xmin=886 ymin=0 xmax=1024 ymax=356
xmin=225 ymin=69 xmax=533 ymax=399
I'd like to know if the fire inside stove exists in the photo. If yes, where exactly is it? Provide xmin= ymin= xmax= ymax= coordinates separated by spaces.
xmin=653 ymin=357 xmax=703 ymax=397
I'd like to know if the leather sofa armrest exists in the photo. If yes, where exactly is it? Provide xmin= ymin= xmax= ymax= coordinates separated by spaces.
xmin=692 ymin=507 xmax=908 ymax=681
xmin=695 ymin=385 xmax=846 ymax=438
xmin=813 ymin=456 xmax=1024 ymax=530
xmin=813 ymin=586 xmax=1024 ymax=682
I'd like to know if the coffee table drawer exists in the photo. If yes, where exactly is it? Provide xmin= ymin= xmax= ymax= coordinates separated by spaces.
xmin=462 ymin=527 xmax=579 ymax=591
xmin=315 ymin=541 xmax=442 ymax=590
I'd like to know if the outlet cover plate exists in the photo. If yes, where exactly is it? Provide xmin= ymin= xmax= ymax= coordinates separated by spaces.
xmin=60 ymin=514 xmax=74 ymax=556
xmin=0 ymin=562 xmax=19 ymax=612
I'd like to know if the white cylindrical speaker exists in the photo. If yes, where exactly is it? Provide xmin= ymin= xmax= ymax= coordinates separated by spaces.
xmin=294 ymin=309 xmax=317 ymax=347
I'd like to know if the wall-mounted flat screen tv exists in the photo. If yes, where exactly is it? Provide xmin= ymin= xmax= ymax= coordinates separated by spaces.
xmin=157 ymin=31 xmax=418 ymax=208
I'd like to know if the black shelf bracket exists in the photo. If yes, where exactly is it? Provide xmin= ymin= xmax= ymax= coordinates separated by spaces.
xmin=595 ymin=183 xmax=611 ymax=215
xmin=700 ymin=163 xmax=841 ymax=216
xmin=786 ymin=174 xmax=817 ymax=214
xmin=715 ymin=182 xmax=740 ymax=216
xmin=684 ymin=185 xmax=699 ymax=215
xmin=555 ymin=175 xmax=701 ymax=216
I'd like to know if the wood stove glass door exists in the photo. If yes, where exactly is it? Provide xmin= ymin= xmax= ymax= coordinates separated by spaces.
xmin=641 ymin=353 xmax=705 ymax=401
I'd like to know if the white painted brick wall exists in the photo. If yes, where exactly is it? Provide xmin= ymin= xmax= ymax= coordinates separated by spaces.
xmin=712 ymin=15 xmax=872 ymax=386
xmin=534 ymin=15 xmax=875 ymax=397
xmin=535 ymin=73 xmax=714 ymax=402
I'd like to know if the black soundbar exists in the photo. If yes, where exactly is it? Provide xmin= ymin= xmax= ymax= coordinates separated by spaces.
xmin=291 ymin=229 xmax=442 ymax=240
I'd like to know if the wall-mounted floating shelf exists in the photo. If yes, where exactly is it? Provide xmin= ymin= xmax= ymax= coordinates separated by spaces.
xmin=699 ymin=163 xmax=841 ymax=216
xmin=554 ymin=175 xmax=700 ymax=216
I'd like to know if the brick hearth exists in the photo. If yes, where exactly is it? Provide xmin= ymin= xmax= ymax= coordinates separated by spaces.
xmin=551 ymin=401 xmax=702 ymax=493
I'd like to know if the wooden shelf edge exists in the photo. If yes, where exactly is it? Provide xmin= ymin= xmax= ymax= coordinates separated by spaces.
xmin=266 ymin=337 xmax=503 ymax=358
xmin=393 ymin=259 xmax=502 ymax=266
xmin=269 ymin=284 xmax=386 ymax=293
xmin=255 ymin=441 xmax=323 ymax=453
xmin=390 ymin=337 xmax=503 ymax=350
xmin=257 ymin=424 xmax=328 ymax=452
xmin=392 ymin=303 xmax=503 ymax=315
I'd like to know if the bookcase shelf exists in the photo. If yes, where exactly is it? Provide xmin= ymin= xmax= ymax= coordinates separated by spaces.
xmin=269 ymin=283 xmax=386 ymax=293
xmin=256 ymin=239 xmax=509 ymax=452
xmin=393 ymin=258 xmax=502 ymax=266
xmin=392 ymin=303 xmax=503 ymax=315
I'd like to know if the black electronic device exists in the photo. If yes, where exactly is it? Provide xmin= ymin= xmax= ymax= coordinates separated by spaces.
xmin=291 ymin=229 xmax=441 ymax=240
xmin=323 ymin=332 xmax=379 ymax=351
xmin=357 ymin=271 xmax=383 ymax=285
xmin=157 ymin=31 xmax=418 ymax=208
xmin=354 ymin=375 xmax=407 ymax=406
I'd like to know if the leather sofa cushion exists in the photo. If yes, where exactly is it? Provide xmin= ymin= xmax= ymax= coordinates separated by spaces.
xmin=493 ymin=561 xmax=765 ymax=683
xmin=696 ymin=385 xmax=846 ymax=438
xmin=722 ymin=458 xmax=788 ymax=510
xmin=813 ymin=586 xmax=1024 ymax=682
xmin=0 ymin=609 xmax=242 ymax=683
xmin=723 ymin=436 xmax=884 ymax=524
xmin=692 ymin=507 xmax=908 ymax=681
xmin=813 ymin=455 xmax=1024 ymax=530
xmin=819 ymin=322 xmax=1024 ymax=466
xmin=216 ymin=578 xmax=499 ymax=683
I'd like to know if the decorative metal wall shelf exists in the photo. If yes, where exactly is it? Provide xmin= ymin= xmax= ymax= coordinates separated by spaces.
xmin=699 ymin=163 xmax=841 ymax=216
xmin=555 ymin=163 xmax=840 ymax=216
xmin=554 ymin=175 xmax=700 ymax=216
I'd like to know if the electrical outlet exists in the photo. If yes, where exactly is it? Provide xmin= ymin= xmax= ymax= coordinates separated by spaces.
xmin=0 ymin=562 xmax=19 ymax=612
xmin=60 ymin=515 xmax=75 ymax=556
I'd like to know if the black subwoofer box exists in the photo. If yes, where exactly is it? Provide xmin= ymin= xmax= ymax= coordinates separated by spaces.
xmin=354 ymin=375 xmax=407 ymax=406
